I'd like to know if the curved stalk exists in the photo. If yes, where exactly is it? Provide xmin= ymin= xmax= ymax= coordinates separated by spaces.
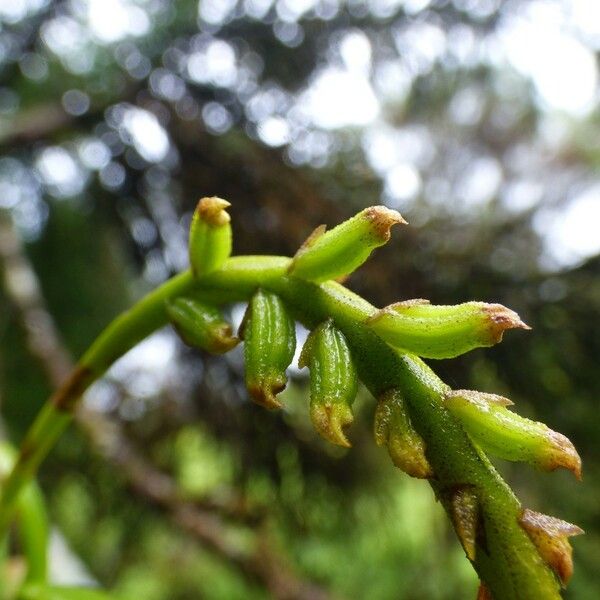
xmin=0 ymin=271 xmax=195 ymax=534
xmin=0 ymin=256 xmax=563 ymax=599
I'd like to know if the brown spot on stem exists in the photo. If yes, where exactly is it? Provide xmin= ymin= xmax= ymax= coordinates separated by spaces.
xmin=18 ymin=439 xmax=37 ymax=464
xmin=476 ymin=583 xmax=493 ymax=600
xmin=333 ymin=274 xmax=350 ymax=284
xmin=364 ymin=206 xmax=407 ymax=241
xmin=447 ymin=485 xmax=481 ymax=561
xmin=519 ymin=508 xmax=583 ymax=586
xmin=51 ymin=365 xmax=94 ymax=412
xmin=196 ymin=197 xmax=231 ymax=226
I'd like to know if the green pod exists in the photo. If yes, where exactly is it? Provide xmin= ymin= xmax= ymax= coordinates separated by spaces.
xmin=299 ymin=319 xmax=357 ymax=447
xmin=288 ymin=206 xmax=405 ymax=283
xmin=166 ymin=296 xmax=239 ymax=354
xmin=374 ymin=389 xmax=432 ymax=478
xmin=445 ymin=390 xmax=581 ymax=478
xmin=241 ymin=289 xmax=296 ymax=409
xmin=366 ymin=299 xmax=530 ymax=359
xmin=189 ymin=197 xmax=232 ymax=277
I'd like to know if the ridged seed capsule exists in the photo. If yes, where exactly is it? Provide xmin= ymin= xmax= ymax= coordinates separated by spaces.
xmin=374 ymin=389 xmax=432 ymax=478
xmin=366 ymin=299 xmax=530 ymax=359
xmin=445 ymin=390 xmax=581 ymax=479
xmin=299 ymin=319 xmax=357 ymax=447
xmin=189 ymin=197 xmax=232 ymax=277
xmin=288 ymin=206 xmax=406 ymax=283
xmin=166 ymin=296 xmax=239 ymax=354
xmin=240 ymin=289 xmax=296 ymax=410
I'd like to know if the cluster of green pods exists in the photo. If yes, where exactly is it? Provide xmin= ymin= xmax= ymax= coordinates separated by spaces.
xmin=164 ymin=198 xmax=583 ymax=592
xmin=0 ymin=196 xmax=583 ymax=600
xmin=172 ymin=198 xmax=581 ymax=483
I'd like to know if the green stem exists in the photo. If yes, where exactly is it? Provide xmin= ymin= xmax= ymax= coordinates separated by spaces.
xmin=0 ymin=271 xmax=195 ymax=536
xmin=0 ymin=256 xmax=560 ymax=599
xmin=18 ymin=483 xmax=49 ymax=584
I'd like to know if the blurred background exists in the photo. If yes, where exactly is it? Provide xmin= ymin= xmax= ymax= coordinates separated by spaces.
xmin=0 ymin=0 xmax=598 ymax=598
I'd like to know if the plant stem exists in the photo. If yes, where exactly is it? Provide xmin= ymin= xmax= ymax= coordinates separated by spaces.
xmin=0 ymin=271 xmax=195 ymax=535
xmin=0 ymin=256 xmax=561 ymax=599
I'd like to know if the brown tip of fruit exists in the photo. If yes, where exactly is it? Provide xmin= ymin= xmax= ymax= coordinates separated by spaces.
xmin=247 ymin=381 xmax=285 ymax=410
xmin=209 ymin=326 xmax=240 ymax=354
xmin=197 ymin=197 xmax=231 ymax=226
xmin=483 ymin=304 xmax=531 ymax=343
xmin=364 ymin=206 xmax=407 ymax=241
xmin=519 ymin=509 xmax=583 ymax=586
xmin=544 ymin=430 xmax=582 ymax=480
xmin=310 ymin=402 xmax=353 ymax=448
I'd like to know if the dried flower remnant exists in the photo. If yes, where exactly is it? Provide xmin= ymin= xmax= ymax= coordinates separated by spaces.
xmin=447 ymin=485 xmax=481 ymax=562
xmin=519 ymin=509 xmax=584 ymax=586
xmin=366 ymin=300 xmax=530 ymax=359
